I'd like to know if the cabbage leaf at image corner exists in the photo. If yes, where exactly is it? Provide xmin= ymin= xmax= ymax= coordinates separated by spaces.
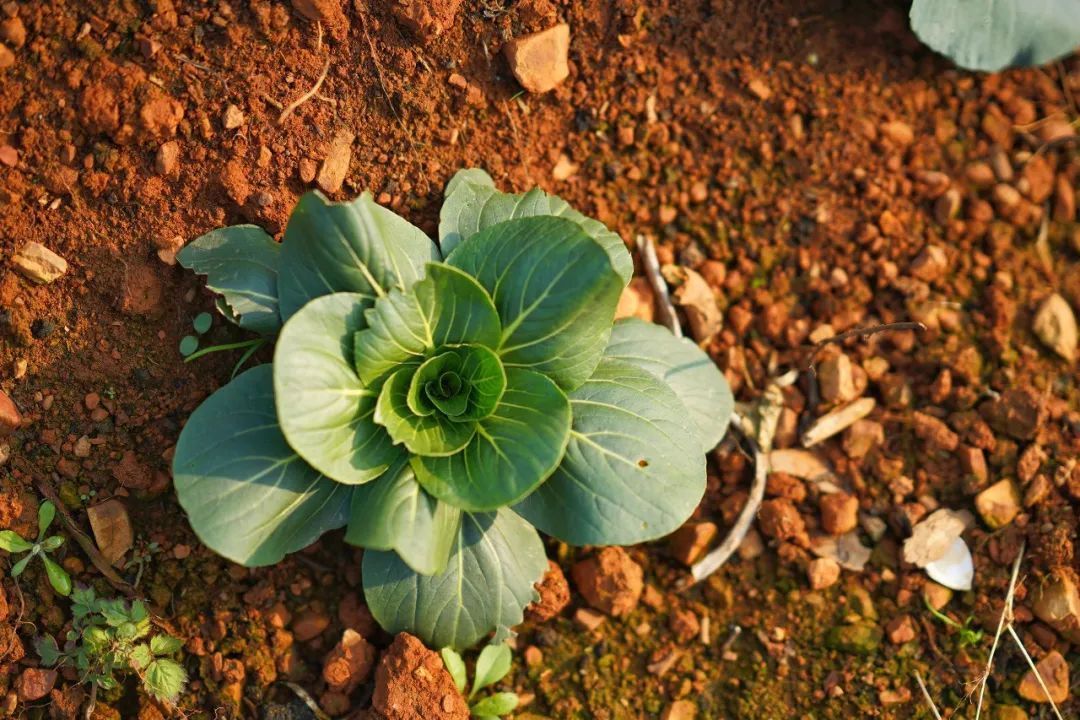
xmin=171 ymin=168 xmax=733 ymax=650
xmin=910 ymin=0 xmax=1080 ymax=72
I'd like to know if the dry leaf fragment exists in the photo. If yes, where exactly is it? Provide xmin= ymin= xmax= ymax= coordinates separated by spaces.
xmin=663 ymin=266 xmax=722 ymax=342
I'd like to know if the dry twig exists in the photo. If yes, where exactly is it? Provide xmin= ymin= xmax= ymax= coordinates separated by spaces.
xmin=915 ymin=672 xmax=943 ymax=720
xmin=973 ymin=541 xmax=1024 ymax=719
xmin=635 ymin=235 xmax=681 ymax=336
xmin=278 ymin=56 xmax=331 ymax=124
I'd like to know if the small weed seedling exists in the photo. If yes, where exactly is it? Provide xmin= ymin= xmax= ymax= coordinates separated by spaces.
xmin=36 ymin=587 xmax=188 ymax=704
xmin=440 ymin=643 xmax=519 ymax=719
xmin=181 ymin=310 xmax=266 ymax=379
xmin=924 ymin=596 xmax=984 ymax=648
xmin=0 ymin=500 xmax=72 ymax=596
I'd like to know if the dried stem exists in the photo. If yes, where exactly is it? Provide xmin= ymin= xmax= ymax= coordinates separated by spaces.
xmin=278 ymin=56 xmax=331 ymax=124
xmin=915 ymin=672 xmax=943 ymax=720
xmin=635 ymin=235 xmax=681 ymax=337
xmin=973 ymin=541 xmax=1024 ymax=720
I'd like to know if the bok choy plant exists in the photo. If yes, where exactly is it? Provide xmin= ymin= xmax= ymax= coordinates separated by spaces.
xmin=173 ymin=169 xmax=732 ymax=649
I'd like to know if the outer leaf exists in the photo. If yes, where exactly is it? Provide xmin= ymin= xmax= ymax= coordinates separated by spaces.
xmin=440 ymin=648 xmax=468 ymax=694
xmin=515 ymin=359 xmax=705 ymax=546
xmin=603 ymin=318 xmax=733 ymax=452
xmin=471 ymin=693 xmax=520 ymax=717
xmin=448 ymin=217 xmax=623 ymax=391
xmin=129 ymin=644 xmax=153 ymax=670
xmin=345 ymin=462 xmax=461 ymax=575
xmin=354 ymin=264 xmax=502 ymax=386
xmin=42 ymin=556 xmax=72 ymax=596
xmin=177 ymin=225 xmax=282 ymax=334
xmin=376 ymin=368 xmax=477 ymax=457
xmin=37 ymin=501 xmax=56 ymax=539
xmin=0 ymin=530 xmax=31 ymax=553
xmin=274 ymin=292 xmax=402 ymax=484
xmin=150 ymin=635 xmax=183 ymax=656
xmin=35 ymin=635 xmax=62 ymax=666
xmin=412 ymin=369 xmax=571 ymax=511
xmin=144 ymin=659 xmax=187 ymax=703
xmin=471 ymin=644 xmax=512 ymax=697
xmin=10 ymin=555 xmax=30 ymax=577
xmin=440 ymin=173 xmax=633 ymax=285
xmin=363 ymin=510 xmax=547 ymax=650
xmin=910 ymin=0 xmax=1080 ymax=72
xmin=173 ymin=365 xmax=352 ymax=566
xmin=277 ymin=191 xmax=440 ymax=321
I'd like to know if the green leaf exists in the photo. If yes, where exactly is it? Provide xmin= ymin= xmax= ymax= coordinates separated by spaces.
xmin=176 ymin=225 xmax=282 ymax=335
xmin=37 ymin=501 xmax=56 ymax=539
xmin=470 ymin=693 xmax=520 ymax=717
xmin=345 ymin=461 xmax=462 ymax=575
xmin=41 ymin=535 xmax=64 ymax=552
xmin=35 ymin=635 xmax=62 ymax=666
xmin=150 ymin=635 xmax=183 ymax=656
xmin=375 ymin=368 xmax=477 ymax=457
xmin=10 ymin=555 xmax=30 ymax=577
xmin=144 ymin=658 xmax=187 ymax=703
xmin=515 ymin=359 xmax=706 ymax=546
xmin=471 ymin=643 xmax=512 ymax=697
xmin=42 ymin=556 xmax=72 ymax=596
xmin=129 ymin=643 xmax=153 ymax=670
xmin=353 ymin=263 xmax=502 ymax=386
xmin=277 ymin=191 xmax=439 ymax=322
xmin=439 ymin=647 xmax=467 ymax=694
xmin=179 ymin=336 xmax=199 ymax=357
xmin=603 ymin=318 xmax=733 ymax=452
xmin=363 ymin=509 xmax=547 ymax=650
xmin=448 ymin=216 xmax=623 ymax=391
xmin=193 ymin=312 xmax=213 ymax=335
xmin=173 ymin=365 xmax=352 ymax=566
xmin=0 ymin=530 xmax=31 ymax=553
xmin=440 ymin=172 xmax=633 ymax=285
xmin=273 ymin=292 xmax=402 ymax=484
xmin=910 ymin=0 xmax=1080 ymax=72
xmin=412 ymin=368 xmax=571 ymax=511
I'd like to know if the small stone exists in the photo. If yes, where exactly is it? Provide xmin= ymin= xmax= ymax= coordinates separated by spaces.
xmin=909 ymin=244 xmax=948 ymax=282
xmin=372 ymin=634 xmax=470 ymax=720
xmin=669 ymin=607 xmax=699 ymax=642
xmin=912 ymin=411 xmax=959 ymax=452
xmin=981 ymin=387 xmax=1045 ymax=440
xmin=0 ymin=43 xmax=13 ymax=70
xmin=994 ymin=706 xmax=1029 ymax=720
xmin=975 ymin=479 xmax=1021 ymax=529
xmin=960 ymin=446 xmax=988 ymax=487
xmin=1054 ymin=174 xmax=1075 ymax=222
xmin=746 ymin=78 xmax=771 ymax=101
xmin=1022 ymin=155 xmax=1054 ymax=203
xmin=933 ymin=189 xmax=961 ymax=225
xmin=290 ymin=0 xmax=349 ymax=41
xmin=390 ymin=0 xmax=462 ymax=41
xmin=820 ymin=492 xmax=858 ymax=535
xmin=1030 ymin=569 xmax=1080 ymax=643
xmin=737 ymin=528 xmax=764 ymax=560
xmin=758 ymin=498 xmax=807 ymax=544
xmin=74 ymin=436 xmax=91 ymax=458
xmin=86 ymin=500 xmax=133 ymax=566
xmin=0 ymin=144 xmax=16 ymax=166
xmin=661 ymin=699 xmax=697 ymax=720
xmin=222 ymin=104 xmax=245 ymax=130
xmin=504 ymin=24 xmax=570 ymax=94
xmin=965 ymin=162 xmax=996 ymax=188
xmin=880 ymin=121 xmax=914 ymax=147
xmin=16 ymin=668 xmax=57 ymax=702
xmin=614 ymin=277 xmax=655 ymax=323
xmin=818 ymin=353 xmax=858 ymax=404
xmin=154 ymin=141 xmax=179 ymax=175
xmin=0 ymin=390 xmax=21 ymax=436
xmin=923 ymin=581 xmax=952 ymax=611
xmin=12 ymin=242 xmax=68 ymax=284
xmin=292 ymin=608 xmax=330 ymax=642
xmin=1017 ymin=650 xmax=1069 ymax=704
xmin=1032 ymin=293 xmax=1077 ymax=362
xmin=842 ymin=419 xmax=884 ymax=460
xmin=667 ymin=521 xmax=718 ymax=566
xmin=885 ymin=615 xmax=917 ymax=644
xmin=551 ymin=154 xmax=577 ymax=180
xmin=322 ymin=629 xmax=376 ymax=694
xmin=316 ymin=130 xmax=354 ymax=194
xmin=801 ymin=397 xmax=876 ymax=447
xmin=992 ymin=183 xmax=1021 ymax=212
xmin=299 ymin=158 xmax=318 ymax=183
xmin=573 ymin=607 xmax=606 ymax=631
xmin=139 ymin=95 xmax=184 ymax=139
xmin=571 ymin=546 xmax=643 ymax=617
xmin=0 ymin=17 xmax=25 ymax=48
xmin=523 ymin=646 xmax=543 ymax=668
xmin=807 ymin=557 xmax=841 ymax=590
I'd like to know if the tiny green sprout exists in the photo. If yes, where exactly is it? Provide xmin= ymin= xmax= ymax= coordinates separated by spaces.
xmin=0 ymin=500 xmax=72 ymax=596
xmin=179 ymin=335 xmax=199 ymax=357
xmin=924 ymin=596 xmax=984 ymax=648
xmin=193 ymin=312 xmax=213 ymax=335
xmin=441 ymin=643 xmax=519 ymax=719
xmin=36 ymin=587 xmax=188 ymax=704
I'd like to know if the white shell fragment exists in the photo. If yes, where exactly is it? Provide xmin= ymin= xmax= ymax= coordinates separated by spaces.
xmin=924 ymin=537 xmax=974 ymax=592
xmin=903 ymin=508 xmax=975 ymax=591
